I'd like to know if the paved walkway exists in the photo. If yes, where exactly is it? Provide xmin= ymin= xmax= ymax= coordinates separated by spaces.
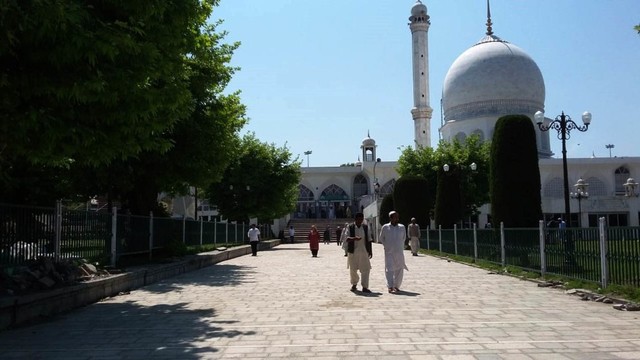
xmin=1 ymin=242 xmax=640 ymax=359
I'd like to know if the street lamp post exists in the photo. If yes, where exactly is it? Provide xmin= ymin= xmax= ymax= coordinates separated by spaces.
xmin=534 ymin=110 xmax=592 ymax=227
xmin=373 ymin=158 xmax=381 ymax=199
xmin=304 ymin=150 xmax=312 ymax=167
xmin=571 ymin=178 xmax=589 ymax=228
xmin=624 ymin=177 xmax=639 ymax=197
xmin=535 ymin=110 xmax=591 ymax=267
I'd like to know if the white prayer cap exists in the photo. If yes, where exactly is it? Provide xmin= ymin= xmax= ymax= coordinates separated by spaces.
xmin=388 ymin=211 xmax=397 ymax=217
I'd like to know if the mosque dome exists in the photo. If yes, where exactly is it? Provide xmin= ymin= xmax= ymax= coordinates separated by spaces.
xmin=442 ymin=36 xmax=545 ymax=121
xmin=361 ymin=136 xmax=376 ymax=147
xmin=411 ymin=1 xmax=427 ymax=17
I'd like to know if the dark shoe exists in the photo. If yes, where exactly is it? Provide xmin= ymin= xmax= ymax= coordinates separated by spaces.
xmin=351 ymin=285 xmax=357 ymax=292
xmin=393 ymin=287 xmax=400 ymax=292
xmin=413 ymin=253 xmax=418 ymax=256
xmin=362 ymin=288 xmax=372 ymax=293
xmin=388 ymin=288 xmax=395 ymax=293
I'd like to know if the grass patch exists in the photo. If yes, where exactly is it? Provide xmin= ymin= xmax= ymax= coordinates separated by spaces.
xmin=422 ymin=249 xmax=640 ymax=303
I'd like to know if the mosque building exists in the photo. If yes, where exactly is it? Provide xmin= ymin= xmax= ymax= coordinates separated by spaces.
xmin=292 ymin=1 xmax=640 ymax=231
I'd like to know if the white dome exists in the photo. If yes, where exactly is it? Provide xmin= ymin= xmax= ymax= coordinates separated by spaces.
xmin=411 ymin=1 xmax=427 ymax=17
xmin=443 ymin=37 xmax=545 ymax=121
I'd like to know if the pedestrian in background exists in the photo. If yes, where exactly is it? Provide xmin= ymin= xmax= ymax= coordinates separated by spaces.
xmin=288 ymin=225 xmax=295 ymax=244
xmin=407 ymin=217 xmax=420 ymax=256
xmin=247 ymin=224 xmax=261 ymax=256
xmin=308 ymin=225 xmax=320 ymax=257
xmin=323 ymin=226 xmax=331 ymax=244
xmin=335 ymin=226 xmax=343 ymax=246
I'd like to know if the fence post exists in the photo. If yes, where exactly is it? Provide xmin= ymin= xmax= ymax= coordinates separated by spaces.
xmin=214 ymin=219 xmax=217 ymax=246
xmin=225 ymin=221 xmax=229 ymax=246
xmin=199 ymin=217 xmax=203 ymax=246
xmin=426 ymin=226 xmax=430 ymax=251
xmin=539 ymin=220 xmax=546 ymax=277
xmin=149 ymin=211 xmax=154 ymax=260
xmin=438 ymin=225 xmax=442 ymax=252
xmin=500 ymin=222 xmax=505 ymax=267
xmin=453 ymin=223 xmax=458 ymax=255
xmin=473 ymin=223 xmax=478 ymax=261
xmin=182 ymin=216 xmax=186 ymax=244
xmin=54 ymin=200 xmax=62 ymax=261
xmin=599 ymin=217 xmax=608 ymax=288
xmin=235 ymin=223 xmax=238 ymax=244
xmin=110 ymin=207 xmax=117 ymax=267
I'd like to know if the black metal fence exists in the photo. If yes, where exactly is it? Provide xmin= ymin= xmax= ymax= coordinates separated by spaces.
xmin=0 ymin=203 xmax=271 ymax=267
xmin=423 ymin=220 xmax=640 ymax=288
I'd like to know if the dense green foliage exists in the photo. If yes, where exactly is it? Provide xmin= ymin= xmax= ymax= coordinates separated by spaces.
xmin=434 ymin=166 xmax=463 ymax=229
xmin=490 ymin=115 xmax=542 ymax=227
xmin=397 ymin=136 xmax=490 ymax=227
xmin=392 ymin=175 xmax=430 ymax=226
xmin=1 ymin=0 xmax=218 ymax=165
xmin=0 ymin=0 xmax=253 ymax=214
xmin=207 ymin=134 xmax=301 ymax=222
xmin=379 ymin=194 xmax=395 ymax=225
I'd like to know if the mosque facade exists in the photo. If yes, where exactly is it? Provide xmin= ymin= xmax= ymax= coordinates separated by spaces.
xmin=293 ymin=1 xmax=640 ymax=229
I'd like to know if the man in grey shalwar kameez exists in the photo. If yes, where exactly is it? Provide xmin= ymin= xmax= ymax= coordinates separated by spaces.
xmin=379 ymin=211 xmax=408 ymax=293
xmin=346 ymin=213 xmax=373 ymax=293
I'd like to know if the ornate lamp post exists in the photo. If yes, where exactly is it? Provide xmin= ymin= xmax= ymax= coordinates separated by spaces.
xmin=535 ymin=110 xmax=591 ymax=267
xmin=373 ymin=157 xmax=381 ymax=198
xmin=571 ymin=178 xmax=589 ymax=228
xmin=534 ymin=110 xmax=592 ymax=227
xmin=624 ymin=177 xmax=639 ymax=197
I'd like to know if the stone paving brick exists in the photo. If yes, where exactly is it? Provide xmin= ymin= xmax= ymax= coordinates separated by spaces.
xmin=1 ymin=242 xmax=640 ymax=359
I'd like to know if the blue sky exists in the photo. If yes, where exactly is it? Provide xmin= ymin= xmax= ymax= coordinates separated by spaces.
xmin=212 ymin=1 xmax=640 ymax=167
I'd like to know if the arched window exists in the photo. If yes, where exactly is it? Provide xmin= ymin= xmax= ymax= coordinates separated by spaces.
xmin=455 ymin=132 xmax=466 ymax=142
xmin=298 ymin=184 xmax=314 ymax=201
xmin=380 ymin=179 xmax=396 ymax=198
xmin=614 ymin=166 xmax=630 ymax=195
xmin=584 ymin=177 xmax=606 ymax=196
xmin=353 ymin=174 xmax=369 ymax=198
xmin=319 ymin=184 xmax=348 ymax=201
xmin=543 ymin=177 xmax=564 ymax=198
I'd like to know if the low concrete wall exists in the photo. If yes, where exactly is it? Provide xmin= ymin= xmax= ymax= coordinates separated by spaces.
xmin=0 ymin=240 xmax=280 ymax=331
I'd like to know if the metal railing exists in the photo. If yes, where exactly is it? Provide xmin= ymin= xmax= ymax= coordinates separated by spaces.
xmin=423 ymin=219 xmax=640 ymax=288
xmin=0 ymin=203 xmax=271 ymax=267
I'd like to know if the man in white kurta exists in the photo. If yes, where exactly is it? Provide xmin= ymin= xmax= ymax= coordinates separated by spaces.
xmin=379 ymin=211 xmax=408 ymax=293
xmin=346 ymin=213 xmax=373 ymax=293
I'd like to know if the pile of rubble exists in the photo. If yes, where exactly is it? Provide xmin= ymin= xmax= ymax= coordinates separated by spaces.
xmin=537 ymin=280 xmax=640 ymax=311
xmin=0 ymin=257 xmax=113 ymax=297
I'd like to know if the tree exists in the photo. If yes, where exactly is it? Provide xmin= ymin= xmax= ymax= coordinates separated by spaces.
xmin=1 ymin=1 xmax=220 ymax=166
xmin=379 ymin=194 xmax=395 ymax=225
xmin=207 ymin=134 xmax=301 ymax=222
xmin=635 ymin=24 xmax=640 ymax=34
xmin=490 ymin=115 xmax=542 ymax=228
xmin=2 ymin=1 xmax=248 ymax=212
xmin=392 ymin=175 xmax=431 ymax=227
xmin=434 ymin=166 xmax=463 ymax=229
xmin=397 ymin=136 xmax=490 ymax=227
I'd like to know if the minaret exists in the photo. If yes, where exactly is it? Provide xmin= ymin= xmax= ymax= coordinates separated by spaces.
xmin=409 ymin=0 xmax=433 ymax=149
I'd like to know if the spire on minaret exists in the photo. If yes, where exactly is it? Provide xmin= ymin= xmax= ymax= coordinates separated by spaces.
xmin=367 ymin=129 xmax=370 ymax=138
xmin=486 ymin=0 xmax=493 ymax=36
